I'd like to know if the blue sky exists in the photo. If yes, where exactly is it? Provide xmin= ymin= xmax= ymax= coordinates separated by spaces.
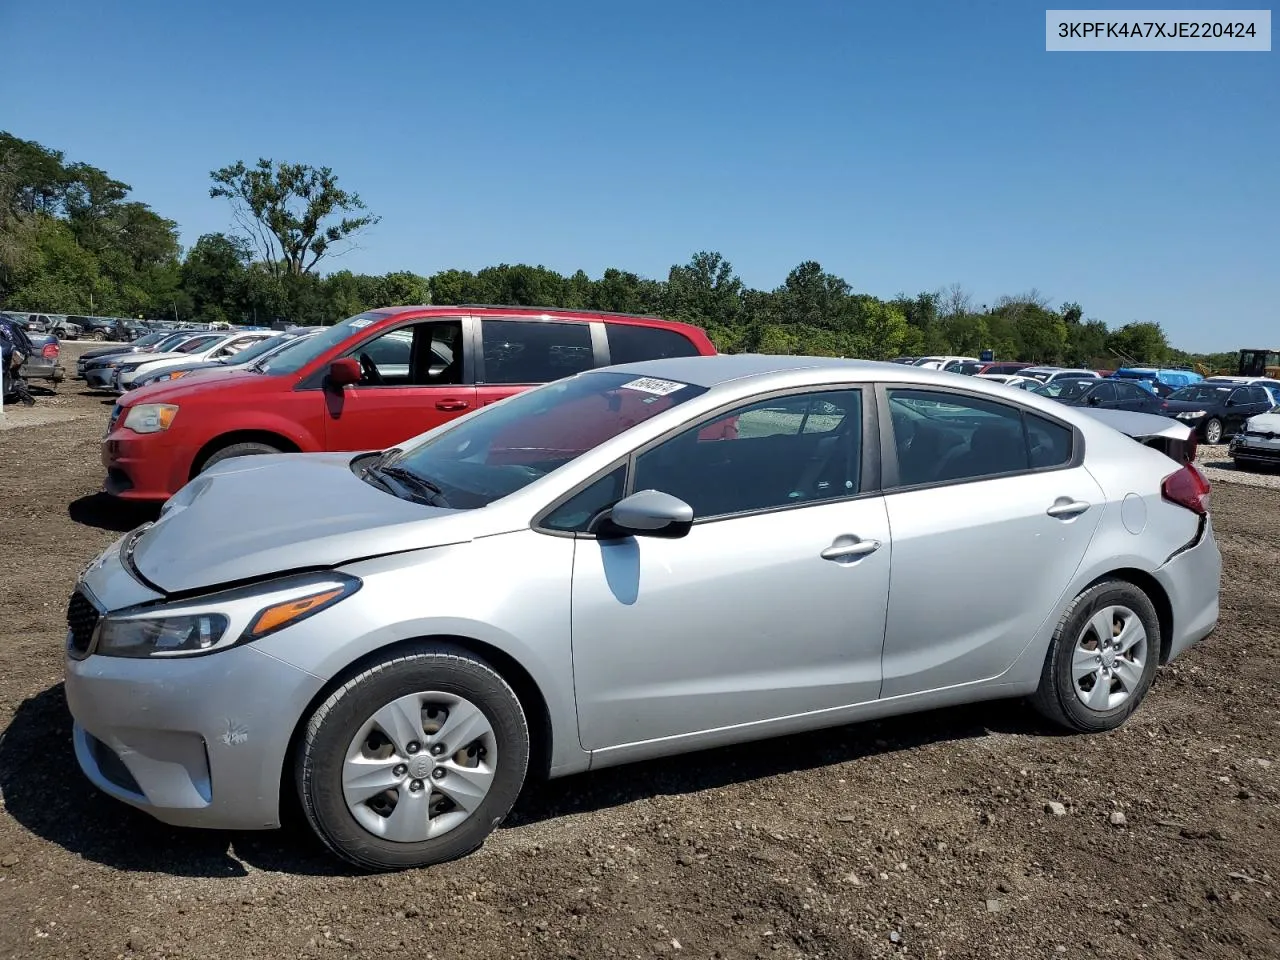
xmin=1 ymin=0 xmax=1275 ymax=351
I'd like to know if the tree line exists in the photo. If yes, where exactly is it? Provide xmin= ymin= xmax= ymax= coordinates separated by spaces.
xmin=0 ymin=131 xmax=1236 ymax=371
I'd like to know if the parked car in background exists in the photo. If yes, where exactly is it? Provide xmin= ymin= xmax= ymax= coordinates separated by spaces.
xmin=73 ymin=316 xmax=130 ymax=341
xmin=912 ymin=355 xmax=980 ymax=371
xmin=115 ymin=330 xmax=275 ymax=391
xmin=83 ymin=332 xmax=223 ymax=390
xmin=102 ymin=306 xmax=721 ymax=501
xmin=1030 ymin=376 xmax=1166 ymax=414
xmin=977 ymin=361 xmax=1034 ymax=376
xmin=1163 ymin=381 xmax=1277 ymax=444
xmin=2 ymin=315 xmax=65 ymax=387
xmin=75 ymin=330 xmax=189 ymax=378
xmin=890 ymin=356 xmax=918 ymax=364
xmin=1228 ymin=407 xmax=1280 ymax=470
xmin=1019 ymin=367 xmax=1102 ymax=384
xmin=127 ymin=327 xmax=323 ymax=390
xmin=68 ymin=355 xmax=1221 ymax=870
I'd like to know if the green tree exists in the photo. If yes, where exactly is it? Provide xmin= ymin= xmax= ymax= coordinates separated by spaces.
xmin=209 ymin=159 xmax=379 ymax=279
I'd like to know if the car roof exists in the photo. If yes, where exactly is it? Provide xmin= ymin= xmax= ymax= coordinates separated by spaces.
xmin=371 ymin=304 xmax=704 ymax=334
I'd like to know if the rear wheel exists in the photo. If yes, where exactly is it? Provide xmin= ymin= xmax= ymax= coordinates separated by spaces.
xmin=1203 ymin=417 xmax=1224 ymax=445
xmin=1031 ymin=579 xmax=1160 ymax=733
xmin=198 ymin=440 xmax=281 ymax=473
xmin=92 ymin=329 xmax=108 ymax=341
xmin=296 ymin=645 xmax=529 ymax=871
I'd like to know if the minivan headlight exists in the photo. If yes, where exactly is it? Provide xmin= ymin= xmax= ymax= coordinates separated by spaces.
xmin=123 ymin=403 xmax=179 ymax=433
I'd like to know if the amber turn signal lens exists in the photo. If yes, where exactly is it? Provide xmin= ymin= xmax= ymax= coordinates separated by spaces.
xmin=247 ymin=588 xmax=344 ymax=638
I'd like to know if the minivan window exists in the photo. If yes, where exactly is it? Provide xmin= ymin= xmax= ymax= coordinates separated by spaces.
xmin=257 ymin=312 xmax=382 ymax=375
xmin=480 ymin=319 xmax=594 ymax=384
xmin=606 ymin=324 xmax=700 ymax=364
xmin=376 ymin=371 xmax=709 ymax=509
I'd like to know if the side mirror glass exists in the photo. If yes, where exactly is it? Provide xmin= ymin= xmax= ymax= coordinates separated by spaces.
xmin=600 ymin=490 xmax=694 ymax=539
xmin=327 ymin=357 xmax=362 ymax=388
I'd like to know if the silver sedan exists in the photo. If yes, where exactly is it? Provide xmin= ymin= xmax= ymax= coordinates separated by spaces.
xmin=65 ymin=355 xmax=1221 ymax=870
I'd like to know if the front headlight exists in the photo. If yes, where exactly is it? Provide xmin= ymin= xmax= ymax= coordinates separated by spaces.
xmin=92 ymin=574 xmax=361 ymax=659
xmin=123 ymin=403 xmax=179 ymax=433
xmin=97 ymin=613 xmax=230 ymax=658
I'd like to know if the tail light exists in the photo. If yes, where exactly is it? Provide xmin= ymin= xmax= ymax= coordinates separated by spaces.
xmin=1162 ymin=462 xmax=1211 ymax=515
xmin=1159 ymin=400 xmax=1168 ymax=412
xmin=1184 ymin=432 xmax=1198 ymax=464
xmin=41 ymin=342 xmax=59 ymax=360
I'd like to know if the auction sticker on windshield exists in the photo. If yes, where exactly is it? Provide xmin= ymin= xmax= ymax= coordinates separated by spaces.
xmin=620 ymin=377 xmax=687 ymax=396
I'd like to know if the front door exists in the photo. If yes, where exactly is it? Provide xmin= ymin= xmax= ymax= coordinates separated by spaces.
xmin=1225 ymin=385 xmax=1274 ymax=436
xmin=568 ymin=388 xmax=891 ymax=751
xmin=323 ymin=318 xmax=476 ymax=451
xmin=878 ymin=386 xmax=1105 ymax=698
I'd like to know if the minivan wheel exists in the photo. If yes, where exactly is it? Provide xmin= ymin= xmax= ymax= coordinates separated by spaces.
xmin=198 ymin=441 xmax=281 ymax=473
xmin=296 ymin=645 xmax=530 ymax=871
xmin=1203 ymin=417 xmax=1224 ymax=445
xmin=1031 ymin=580 xmax=1160 ymax=733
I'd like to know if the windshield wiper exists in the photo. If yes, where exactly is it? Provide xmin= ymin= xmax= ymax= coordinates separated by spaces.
xmin=367 ymin=463 xmax=450 ymax=507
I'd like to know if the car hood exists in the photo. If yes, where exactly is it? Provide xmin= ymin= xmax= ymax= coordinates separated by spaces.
xmin=122 ymin=350 xmax=195 ymax=370
xmin=119 ymin=367 xmax=263 ymax=405
xmin=128 ymin=452 xmax=493 ymax=594
xmin=1079 ymin=407 xmax=1191 ymax=442
xmin=135 ymin=359 xmax=224 ymax=379
xmin=80 ymin=345 xmax=136 ymax=361
xmin=1244 ymin=411 xmax=1280 ymax=433
xmin=1162 ymin=399 xmax=1216 ymax=414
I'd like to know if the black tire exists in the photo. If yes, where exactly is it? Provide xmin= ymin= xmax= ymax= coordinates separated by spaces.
xmin=198 ymin=440 xmax=282 ymax=473
xmin=296 ymin=644 xmax=530 ymax=871
xmin=92 ymin=329 xmax=108 ymax=341
xmin=1031 ymin=579 xmax=1160 ymax=733
xmin=1202 ymin=417 xmax=1224 ymax=445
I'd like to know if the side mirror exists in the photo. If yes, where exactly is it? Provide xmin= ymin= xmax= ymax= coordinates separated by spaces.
xmin=599 ymin=490 xmax=694 ymax=539
xmin=327 ymin=357 xmax=362 ymax=388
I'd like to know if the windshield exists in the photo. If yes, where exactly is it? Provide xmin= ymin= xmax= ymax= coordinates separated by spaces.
xmin=372 ymin=371 xmax=710 ymax=509
xmin=249 ymin=332 xmax=317 ymax=369
xmin=1169 ymin=385 xmax=1230 ymax=403
xmin=1031 ymin=378 xmax=1094 ymax=399
xmin=258 ymin=313 xmax=379 ymax=375
xmin=174 ymin=334 xmax=222 ymax=354
xmin=223 ymin=333 xmax=291 ymax=365
xmin=131 ymin=331 xmax=168 ymax=347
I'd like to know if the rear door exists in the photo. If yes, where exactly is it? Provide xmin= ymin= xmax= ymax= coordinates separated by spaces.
xmin=1113 ymin=380 xmax=1160 ymax=413
xmin=878 ymin=385 xmax=1105 ymax=698
xmin=322 ymin=317 xmax=476 ymax=451
xmin=472 ymin=316 xmax=598 ymax=409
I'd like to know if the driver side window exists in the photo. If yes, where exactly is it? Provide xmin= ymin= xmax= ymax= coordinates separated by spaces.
xmin=348 ymin=320 xmax=463 ymax=388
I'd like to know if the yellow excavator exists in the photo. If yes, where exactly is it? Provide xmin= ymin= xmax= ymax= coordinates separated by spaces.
xmin=1194 ymin=348 xmax=1280 ymax=380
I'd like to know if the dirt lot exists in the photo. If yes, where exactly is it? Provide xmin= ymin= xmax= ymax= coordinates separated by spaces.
xmin=0 ymin=367 xmax=1277 ymax=960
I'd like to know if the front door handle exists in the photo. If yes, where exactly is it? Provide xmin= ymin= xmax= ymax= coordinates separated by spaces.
xmin=821 ymin=539 xmax=881 ymax=561
xmin=435 ymin=399 xmax=471 ymax=411
xmin=1046 ymin=498 xmax=1091 ymax=519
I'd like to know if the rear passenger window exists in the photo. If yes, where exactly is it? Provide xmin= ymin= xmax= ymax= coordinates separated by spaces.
xmin=605 ymin=324 xmax=701 ymax=364
xmin=480 ymin=320 xmax=594 ymax=384
xmin=1026 ymin=413 xmax=1073 ymax=468
xmin=888 ymin=389 xmax=1071 ymax=486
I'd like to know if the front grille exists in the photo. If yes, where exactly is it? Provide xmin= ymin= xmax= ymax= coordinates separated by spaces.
xmin=66 ymin=591 xmax=101 ymax=658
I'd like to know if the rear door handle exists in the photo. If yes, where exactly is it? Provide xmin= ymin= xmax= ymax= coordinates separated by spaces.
xmin=1046 ymin=499 xmax=1091 ymax=519
xmin=821 ymin=539 xmax=881 ymax=561
xmin=435 ymin=399 xmax=470 ymax=411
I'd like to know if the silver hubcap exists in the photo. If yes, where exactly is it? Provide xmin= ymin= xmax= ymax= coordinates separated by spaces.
xmin=1206 ymin=420 xmax=1222 ymax=444
xmin=342 ymin=692 xmax=498 ymax=843
xmin=1072 ymin=605 xmax=1147 ymax=712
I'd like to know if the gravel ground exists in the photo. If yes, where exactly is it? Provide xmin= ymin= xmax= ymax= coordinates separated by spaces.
xmin=0 ymin=359 xmax=1277 ymax=960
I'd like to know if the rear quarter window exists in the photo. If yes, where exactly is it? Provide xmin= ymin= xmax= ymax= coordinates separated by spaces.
xmin=605 ymin=323 xmax=701 ymax=364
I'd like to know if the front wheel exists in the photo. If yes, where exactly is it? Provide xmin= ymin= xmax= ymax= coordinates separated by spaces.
xmin=1031 ymin=579 xmax=1160 ymax=733
xmin=198 ymin=440 xmax=281 ymax=473
xmin=1202 ymin=417 xmax=1224 ymax=445
xmin=296 ymin=645 xmax=530 ymax=871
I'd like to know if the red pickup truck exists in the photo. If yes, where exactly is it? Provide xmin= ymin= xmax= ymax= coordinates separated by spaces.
xmin=103 ymin=305 xmax=721 ymax=502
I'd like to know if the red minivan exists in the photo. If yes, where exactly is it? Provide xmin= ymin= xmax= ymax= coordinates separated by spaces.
xmin=103 ymin=306 xmax=720 ymax=502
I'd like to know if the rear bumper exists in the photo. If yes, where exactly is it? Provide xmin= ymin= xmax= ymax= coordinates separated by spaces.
xmin=1153 ymin=517 xmax=1221 ymax=663
xmin=20 ymin=359 xmax=64 ymax=382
